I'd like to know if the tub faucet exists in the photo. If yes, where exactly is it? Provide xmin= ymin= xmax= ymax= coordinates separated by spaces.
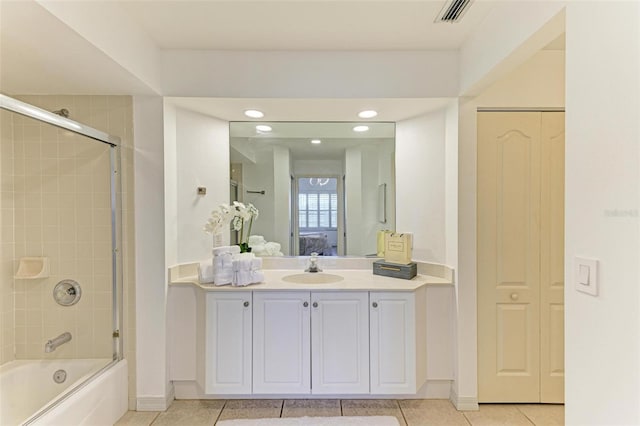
xmin=45 ymin=332 xmax=72 ymax=353
xmin=305 ymin=252 xmax=322 ymax=273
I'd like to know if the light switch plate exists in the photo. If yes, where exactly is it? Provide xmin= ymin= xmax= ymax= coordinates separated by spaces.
xmin=575 ymin=256 xmax=599 ymax=296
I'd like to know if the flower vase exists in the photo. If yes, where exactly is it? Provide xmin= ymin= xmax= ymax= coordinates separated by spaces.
xmin=212 ymin=233 xmax=223 ymax=248
xmin=238 ymin=242 xmax=252 ymax=253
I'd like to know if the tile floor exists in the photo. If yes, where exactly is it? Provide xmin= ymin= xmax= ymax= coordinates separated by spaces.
xmin=115 ymin=399 xmax=564 ymax=426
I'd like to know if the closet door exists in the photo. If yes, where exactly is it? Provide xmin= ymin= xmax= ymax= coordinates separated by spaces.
xmin=478 ymin=112 xmax=542 ymax=402
xmin=540 ymin=112 xmax=565 ymax=403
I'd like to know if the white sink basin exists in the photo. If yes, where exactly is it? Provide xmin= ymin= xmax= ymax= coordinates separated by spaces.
xmin=282 ymin=273 xmax=345 ymax=284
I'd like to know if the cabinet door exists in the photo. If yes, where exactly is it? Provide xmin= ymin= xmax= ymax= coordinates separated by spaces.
xmin=370 ymin=292 xmax=417 ymax=394
xmin=205 ymin=292 xmax=252 ymax=394
xmin=253 ymin=292 xmax=311 ymax=394
xmin=311 ymin=292 xmax=369 ymax=394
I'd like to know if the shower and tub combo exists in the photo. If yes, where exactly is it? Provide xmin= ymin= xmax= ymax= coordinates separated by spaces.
xmin=0 ymin=94 xmax=128 ymax=425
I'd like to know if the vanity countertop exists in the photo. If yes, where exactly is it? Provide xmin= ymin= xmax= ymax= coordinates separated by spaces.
xmin=170 ymin=267 xmax=452 ymax=292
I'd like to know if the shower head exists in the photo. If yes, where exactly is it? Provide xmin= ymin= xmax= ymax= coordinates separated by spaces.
xmin=52 ymin=108 xmax=70 ymax=118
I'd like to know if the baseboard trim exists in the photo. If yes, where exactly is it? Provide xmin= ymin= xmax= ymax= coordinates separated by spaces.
xmin=172 ymin=380 xmax=451 ymax=400
xmin=450 ymin=387 xmax=479 ymax=411
xmin=136 ymin=386 xmax=175 ymax=411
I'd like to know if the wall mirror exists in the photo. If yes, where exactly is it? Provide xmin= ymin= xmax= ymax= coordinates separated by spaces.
xmin=230 ymin=121 xmax=396 ymax=256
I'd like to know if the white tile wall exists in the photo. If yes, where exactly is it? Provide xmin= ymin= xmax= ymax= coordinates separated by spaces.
xmin=0 ymin=95 xmax=136 ymax=404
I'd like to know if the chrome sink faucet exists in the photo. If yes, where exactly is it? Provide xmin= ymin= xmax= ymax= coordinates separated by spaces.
xmin=45 ymin=332 xmax=72 ymax=353
xmin=305 ymin=252 xmax=322 ymax=273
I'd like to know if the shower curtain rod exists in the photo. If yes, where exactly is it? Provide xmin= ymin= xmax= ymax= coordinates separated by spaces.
xmin=0 ymin=93 xmax=121 ymax=146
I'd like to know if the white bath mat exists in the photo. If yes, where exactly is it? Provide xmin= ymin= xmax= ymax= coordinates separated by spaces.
xmin=216 ymin=416 xmax=400 ymax=426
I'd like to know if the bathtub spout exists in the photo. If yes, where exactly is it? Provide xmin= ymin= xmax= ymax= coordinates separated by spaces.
xmin=45 ymin=332 xmax=72 ymax=353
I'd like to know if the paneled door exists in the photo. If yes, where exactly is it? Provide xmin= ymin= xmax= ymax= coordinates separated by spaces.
xmin=204 ymin=292 xmax=252 ymax=394
xmin=311 ymin=292 xmax=369 ymax=394
xmin=252 ymin=291 xmax=311 ymax=394
xmin=477 ymin=111 xmax=564 ymax=403
xmin=539 ymin=112 xmax=565 ymax=403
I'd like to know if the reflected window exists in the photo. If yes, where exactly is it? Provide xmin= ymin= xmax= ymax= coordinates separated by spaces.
xmin=298 ymin=178 xmax=338 ymax=230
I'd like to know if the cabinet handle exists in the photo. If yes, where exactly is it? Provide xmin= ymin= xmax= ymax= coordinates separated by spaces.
xmin=243 ymin=301 xmax=250 ymax=307
xmin=510 ymin=293 xmax=519 ymax=301
xmin=372 ymin=302 xmax=378 ymax=308
xmin=312 ymin=302 xmax=318 ymax=308
xmin=303 ymin=301 xmax=309 ymax=307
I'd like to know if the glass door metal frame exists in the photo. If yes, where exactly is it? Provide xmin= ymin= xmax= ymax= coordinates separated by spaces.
xmin=0 ymin=93 xmax=124 ymax=362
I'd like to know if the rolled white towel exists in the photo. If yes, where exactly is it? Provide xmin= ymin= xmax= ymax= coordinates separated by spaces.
xmin=264 ymin=241 xmax=281 ymax=255
xmin=198 ymin=260 xmax=215 ymax=284
xmin=248 ymin=235 xmax=266 ymax=246
xmin=250 ymin=244 xmax=267 ymax=256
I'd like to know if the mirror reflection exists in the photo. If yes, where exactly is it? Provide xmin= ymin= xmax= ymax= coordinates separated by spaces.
xmin=230 ymin=122 xmax=396 ymax=256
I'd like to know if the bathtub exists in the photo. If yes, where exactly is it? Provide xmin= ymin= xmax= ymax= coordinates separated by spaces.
xmin=0 ymin=358 xmax=128 ymax=426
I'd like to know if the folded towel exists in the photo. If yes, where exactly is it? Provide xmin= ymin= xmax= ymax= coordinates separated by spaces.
xmin=233 ymin=269 xmax=265 ymax=287
xmin=231 ymin=252 xmax=264 ymax=286
xmin=232 ymin=252 xmax=255 ymax=261
xmin=212 ymin=245 xmax=241 ymax=256
xmin=213 ymin=271 xmax=233 ymax=286
xmin=231 ymin=255 xmax=262 ymax=271
xmin=213 ymin=253 xmax=234 ymax=271
xmin=198 ymin=260 xmax=215 ymax=284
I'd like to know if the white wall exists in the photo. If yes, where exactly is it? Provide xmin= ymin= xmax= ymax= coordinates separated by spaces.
xmin=396 ymin=111 xmax=447 ymax=264
xmin=564 ymin=3 xmax=640 ymax=424
xmin=243 ymin=150 xmax=276 ymax=245
xmin=378 ymin=142 xmax=396 ymax=232
xmin=38 ymin=0 xmax=162 ymax=94
xmin=272 ymin=146 xmax=291 ymax=254
xmin=175 ymin=108 xmax=229 ymax=262
xmin=444 ymin=101 xmax=458 ymax=269
xmin=161 ymin=50 xmax=458 ymax=98
xmin=164 ymin=102 xmax=178 ymax=267
xmin=293 ymin=159 xmax=343 ymax=176
xmin=133 ymin=95 xmax=170 ymax=410
xmin=361 ymin=146 xmax=383 ymax=254
xmin=459 ymin=2 xmax=565 ymax=96
xmin=345 ymin=147 xmax=363 ymax=255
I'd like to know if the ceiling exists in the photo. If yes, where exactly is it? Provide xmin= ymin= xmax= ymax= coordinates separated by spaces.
xmin=0 ymin=1 xmax=154 ymax=95
xmin=1 ymin=1 xmax=563 ymax=122
xmin=0 ymin=1 xmax=499 ymax=96
xmin=118 ymin=1 xmax=496 ymax=51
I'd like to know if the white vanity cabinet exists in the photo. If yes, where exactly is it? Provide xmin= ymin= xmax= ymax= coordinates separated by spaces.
xmin=311 ymin=292 xmax=370 ymax=394
xmin=202 ymin=292 xmax=252 ymax=394
xmin=252 ymin=292 xmax=311 ymax=394
xmin=195 ymin=284 xmax=432 ymax=396
xmin=370 ymin=287 xmax=427 ymax=394
xmin=252 ymin=291 xmax=369 ymax=394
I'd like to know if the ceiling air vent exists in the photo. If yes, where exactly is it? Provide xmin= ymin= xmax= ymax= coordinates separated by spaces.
xmin=435 ymin=0 xmax=473 ymax=23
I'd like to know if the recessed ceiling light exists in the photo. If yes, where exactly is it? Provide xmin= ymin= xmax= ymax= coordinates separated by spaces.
xmin=256 ymin=124 xmax=272 ymax=132
xmin=353 ymin=125 xmax=369 ymax=132
xmin=358 ymin=110 xmax=378 ymax=119
xmin=244 ymin=109 xmax=264 ymax=118
xmin=311 ymin=139 xmax=322 ymax=144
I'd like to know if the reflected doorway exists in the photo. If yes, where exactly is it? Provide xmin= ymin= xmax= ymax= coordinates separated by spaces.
xmin=292 ymin=176 xmax=343 ymax=256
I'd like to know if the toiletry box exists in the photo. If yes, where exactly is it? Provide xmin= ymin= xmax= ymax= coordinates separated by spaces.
xmin=373 ymin=260 xmax=417 ymax=280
